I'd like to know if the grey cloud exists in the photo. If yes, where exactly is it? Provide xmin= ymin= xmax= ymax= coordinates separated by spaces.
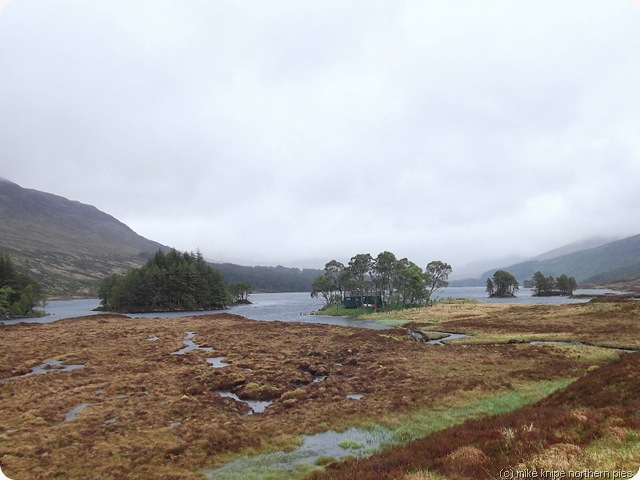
xmin=1 ymin=1 xmax=639 ymax=270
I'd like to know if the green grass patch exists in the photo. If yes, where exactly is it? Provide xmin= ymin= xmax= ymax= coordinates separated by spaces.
xmin=385 ymin=378 xmax=575 ymax=442
xmin=314 ymin=456 xmax=336 ymax=466
xmin=402 ymin=469 xmax=451 ymax=480
xmin=318 ymin=305 xmax=375 ymax=317
xmin=579 ymin=429 xmax=640 ymax=471
xmin=319 ymin=305 xmax=412 ymax=327
xmin=205 ymin=379 xmax=576 ymax=480
xmin=363 ymin=317 xmax=410 ymax=327
xmin=338 ymin=439 xmax=364 ymax=450
xmin=204 ymin=460 xmax=317 ymax=480
xmin=433 ymin=298 xmax=480 ymax=305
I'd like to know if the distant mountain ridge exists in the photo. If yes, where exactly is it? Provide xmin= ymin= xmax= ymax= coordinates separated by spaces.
xmin=480 ymin=234 xmax=640 ymax=285
xmin=0 ymin=178 xmax=169 ymax=296
xmin=0 ymin=178 xmax=321 ymax=296
xmin=530 ymin=236 xmax=620 ymax=261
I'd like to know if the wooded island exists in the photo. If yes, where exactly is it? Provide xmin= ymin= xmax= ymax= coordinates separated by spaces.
xmin=98 ymin=249 xmax=230 ymax=312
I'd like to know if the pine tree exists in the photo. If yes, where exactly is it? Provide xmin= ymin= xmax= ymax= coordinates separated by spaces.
xmin=98 ymin=249 xmax=230 ymax=312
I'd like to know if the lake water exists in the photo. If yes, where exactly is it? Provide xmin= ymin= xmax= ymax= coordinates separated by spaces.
xmin=0 ymin=287 xmax=620 ymax=327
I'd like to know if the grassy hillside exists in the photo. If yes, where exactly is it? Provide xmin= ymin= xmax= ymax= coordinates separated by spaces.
xmin=0 ymin=178 xmax=321 ymax=297
xmin=481 ymin=234 xmax=640 ymax=284
xmin=0 ymin=178 xmax=168 ymax=296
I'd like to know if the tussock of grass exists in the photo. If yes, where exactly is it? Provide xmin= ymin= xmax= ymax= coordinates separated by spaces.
xmin=518 ymin=430 xmax=640 ymax=473
xmin=403 ymin=470 xmax=450 ymax=480
xmin=338 ymin=439 xmax=364 ymax=450
xmin=314 ymin=456 xmax=337 ymax=466
xmin=581 ymin=430 xmax=640 ymax=470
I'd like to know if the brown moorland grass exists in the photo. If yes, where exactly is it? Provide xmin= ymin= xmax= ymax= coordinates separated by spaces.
xmin=0 ymin=303 xmax=633 ymax=480
xmin=307 ymin=351 xmax=640 ymax=480
xmin=367 ymin=300 xmax=640 ymax=349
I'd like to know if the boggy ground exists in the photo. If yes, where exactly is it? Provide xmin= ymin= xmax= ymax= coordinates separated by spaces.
xmin=0 ymin=303 xmax=635 ymax=480
xmin=309 ymin=350 xmax=640 ymax=480
xmin=367 ymin=299 xmax=640 ymax=349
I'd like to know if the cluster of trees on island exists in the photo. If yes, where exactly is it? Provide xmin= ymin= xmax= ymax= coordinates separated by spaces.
xmin=485 ymin=270 xmax=520 ymax=298
xmin=99 ymin=249 xmax=252 ymax=313
xmin=311 ymin=251 xmax=452 ymax=310
xmin=486 ymin=269 xmax=577 ymax=298
xmin=0 ymin=252 xmax=43 ymax=318
xmin=529 ymin=271 xmax=577 ymax=296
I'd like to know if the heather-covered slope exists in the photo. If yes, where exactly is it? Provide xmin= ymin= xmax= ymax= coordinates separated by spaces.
xmin=0 ymin=178 xmax=168 ymax=296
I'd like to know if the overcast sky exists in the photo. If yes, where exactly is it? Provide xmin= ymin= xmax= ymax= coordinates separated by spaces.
xmin=1 ymin=1 xmax=639 ymax=274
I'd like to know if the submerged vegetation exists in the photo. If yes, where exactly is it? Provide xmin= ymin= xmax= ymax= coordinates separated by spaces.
xmin=98 ymin=249 xmax=229 ymax=312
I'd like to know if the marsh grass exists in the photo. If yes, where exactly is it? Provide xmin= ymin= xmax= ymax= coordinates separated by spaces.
xmin=518 ymin=429 xmax=640 ymax=474
xmin=318 ymin=305 xmax=375 ymax=317
xmin=204 ymin=458 xmax=317 ymax=480
xmin=402 ymin=470 xmax=450 ymax=480
xmin=212 ymin=380 xmax=576 ymax=480
xmin=2 ymin=303 xmax=637 ymax=479
xmin=337 ymin=439 xmax=364 ymax=450
xmin=365 ymin=301 xmax=640 ymax=350
xmin=385 ymin=378 xmax=574 ymax=442
xmin=308 ymin=350 xmax=640 ymax=480
xmin=434 ymin=298 xmax=480 ymax=305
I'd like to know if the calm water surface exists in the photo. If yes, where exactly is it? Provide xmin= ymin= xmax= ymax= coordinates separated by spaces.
xmin=1 ymin=287 xmax=621 ymax=327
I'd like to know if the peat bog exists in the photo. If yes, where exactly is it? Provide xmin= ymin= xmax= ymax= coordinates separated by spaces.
xmin=0 ymin=300 xmax=639 ymax=479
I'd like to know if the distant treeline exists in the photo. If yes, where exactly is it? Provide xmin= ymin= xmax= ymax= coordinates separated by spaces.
xmin=213 ymin=263 xmax=321 ymax=293
xmin=99 ymin=249 xmax=229 ymax=312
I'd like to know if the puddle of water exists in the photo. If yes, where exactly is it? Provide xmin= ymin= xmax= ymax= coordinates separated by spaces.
xmin=1 ymin=359 xmax=85 ymax=383
xmin=203 ymin=425 xmax=396 ymax=479
xmin=206 ymin=357 xmax=230 ymax=368
xmin=346 ymin=394 xmax=363 ymax=400
xmin=104 ymin=417 xmax=118 ymax=425
xmin=64 ymin=403 xmax=89 ymax=422
xmin=146 ymin=335 xmax=159 ymax=341
xmin=172 ymin=332 xmax=214 ymax=355
xmin=217 ymin=391 xmax=273 ymax=415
